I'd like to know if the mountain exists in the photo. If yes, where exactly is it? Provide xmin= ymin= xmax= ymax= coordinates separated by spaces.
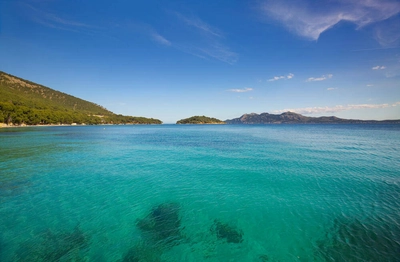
xmin=0 ymin=71 xmax=162 ymax=125
xmin=225 ymin=112 xmax=400 ymax=124
xmin=176 ymin=115 xmax=225 ymax=124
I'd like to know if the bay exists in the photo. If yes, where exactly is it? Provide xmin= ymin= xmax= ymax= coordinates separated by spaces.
xmin=1 ymin=124 xmax=399 ymax=261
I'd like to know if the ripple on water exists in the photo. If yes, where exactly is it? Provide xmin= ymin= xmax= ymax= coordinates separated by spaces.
xmin=315 ymin=216 xmax=400 ymax=261
xmin=1 ymin=125 xmax=400 ymax=261
xmin=13 ymin=224 xmax=90 ymax=262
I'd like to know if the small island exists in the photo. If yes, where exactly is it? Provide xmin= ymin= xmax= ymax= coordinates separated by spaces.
xmin=176 ymin=115 xmax=225 ymax=124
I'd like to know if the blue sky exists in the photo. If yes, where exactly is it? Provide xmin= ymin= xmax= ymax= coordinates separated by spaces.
xmin=1 ymin=0 xmax=400 ymax=123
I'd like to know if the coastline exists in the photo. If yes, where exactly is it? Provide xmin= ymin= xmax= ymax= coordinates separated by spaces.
xmin=0 ymin=123 xmax=160 ymax=128
xmin=0 ymin=123 xmax=89 ymax=128
xmin=2 ymin=122 xmax=399 ymax=128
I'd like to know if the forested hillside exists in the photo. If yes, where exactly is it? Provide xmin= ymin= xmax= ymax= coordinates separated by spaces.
xmin=176 ymin=115 xmax=225 ymax=124
xmin=0 ymin=71 xmax=161 ymax=125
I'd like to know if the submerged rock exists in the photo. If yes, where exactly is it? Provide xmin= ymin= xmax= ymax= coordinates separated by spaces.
xmin=315 ymin=217 xmax=400 ymax=261
xmin=15 ymin=224 xmax=90 ymax=262
xmin=136 ymin=202 xmax=182 ymax=244
xmin=258 ymin=254 xmax=269 ymax=261
xmin=211 ymin=219 xmax=243 ymax=243
xmin=122 ymin=241 xmax=162 ymax=262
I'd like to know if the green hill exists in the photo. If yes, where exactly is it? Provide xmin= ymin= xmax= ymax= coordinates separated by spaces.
xmin=0 ymin=71 xmax=162 ymax=125
xmin=176 ymin=115 xmax=225 ymax=124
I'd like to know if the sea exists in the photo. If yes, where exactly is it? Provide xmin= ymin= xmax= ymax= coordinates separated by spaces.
xmin=0 ymin=124 xmax=399 ymax=262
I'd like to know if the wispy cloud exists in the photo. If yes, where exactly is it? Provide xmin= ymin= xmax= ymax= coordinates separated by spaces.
xmin=372 ymin=65 xmax=386 ymax=70
xmin=174 ymin=12 xmax=222 ymax=38
xmin=197 ymin=43 xmax=238 ymax=64
xmin=258 ymin=0 xmax=400 ymax=43
xmin=327 ymin=87 xmax=337 ymax=91
xmin=128 ymin=23 xmax=171 ymax=47
xmin=373 ymin=15 xmax=400 ymax=46
xmin=268 ymin=73 xmax=294 ymax=81
xmin=227 ymin=87 xmax=253 ymax=93
xmin=366 ymin=84 xmax=374 ymax=86
xmin=385 ymin=65 xmax=400 ymax=78
xmin=171 ymin=12 xmax=237 ymax=64
xmin=151 ymin=32 xmax=171 ymax=46
xmin=273 ymin=102 xmax=400 ymax=114
xmin=23 ymin=3 xmax=94 ymax=32
xmin=306 ymin=74 xmax=333 ymax=82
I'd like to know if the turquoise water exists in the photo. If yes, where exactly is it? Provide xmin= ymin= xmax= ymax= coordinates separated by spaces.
xmin=1 ymin=125 xmax=399 ymax=261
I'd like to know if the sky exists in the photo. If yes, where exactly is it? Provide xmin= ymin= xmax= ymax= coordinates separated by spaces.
xmin=1 ymin=0 xmax=400 ymax=123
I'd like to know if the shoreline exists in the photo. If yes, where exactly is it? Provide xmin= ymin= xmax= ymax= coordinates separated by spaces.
xmin=0 ymin=123 xmax=161 ymax=128
xmin=2 ymin=122 xmax=400 ymax=129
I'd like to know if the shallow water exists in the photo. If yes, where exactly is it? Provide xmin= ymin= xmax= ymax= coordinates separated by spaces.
xmin=1 ymin=124 xmax=399 ymax=261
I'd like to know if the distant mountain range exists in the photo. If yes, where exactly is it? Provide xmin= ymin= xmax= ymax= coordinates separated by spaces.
xmin=0 ymin=71 xmax=162 ymax=125
xmin=225 ymin=112 xmax=400 ymax=124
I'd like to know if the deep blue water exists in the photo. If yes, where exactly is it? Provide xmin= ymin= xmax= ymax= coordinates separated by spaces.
xmin=1 ymin=124 xmax=399 ymax=261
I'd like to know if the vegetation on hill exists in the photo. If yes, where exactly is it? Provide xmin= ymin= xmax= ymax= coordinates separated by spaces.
xmin=176 ymin=115 xmax=225 ymax=124
xmin=0 ymin=71 xmax=162 ymax=125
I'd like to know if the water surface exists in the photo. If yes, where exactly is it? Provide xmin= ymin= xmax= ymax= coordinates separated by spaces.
xmin=1 ymin=125 xmax=399 ymax=261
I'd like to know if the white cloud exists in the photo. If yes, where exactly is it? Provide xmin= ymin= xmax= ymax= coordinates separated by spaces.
xmin=372 ymin=65 xmax=386 ymax=70
xmin=174 ymin=12 xmax=222 ymax=38
xmin=171 ymin=12 xmax=237 ymax=64
xmin=306 ymin=74 xmax=333 ymax=82
xmin=130 ymin=23 xmax=172 ymax=47
xmin=259 ymin=0 xmax=400 ymax=42
xmin=227 ymin=87 xmax=253 ymax=93
xmin=385 ymin=67 xmax=400 ymax=78
xmin=366 ymin=84 xmax=374 ymax=86
xmin=23 ymin=3 xmax=95 ymax=32
xmin=327 ymin=87 xmax=337 ymax=91
xmin=273 ymin=102 xmax=399 ymax=114
xmin=268 ymin=73 xmax=294 ymax=81
xmin=130 ymin=20 xmax=236 ymax=63
xmin=373 ymin=15 xmax=400 ymax=46
xmin=196 ymin=43 xmax=238 ymax=64
xmin=151 ymin=33 xmax=171 ymax=46
xmin=268 ymin=76 xmax=284 ymax=82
